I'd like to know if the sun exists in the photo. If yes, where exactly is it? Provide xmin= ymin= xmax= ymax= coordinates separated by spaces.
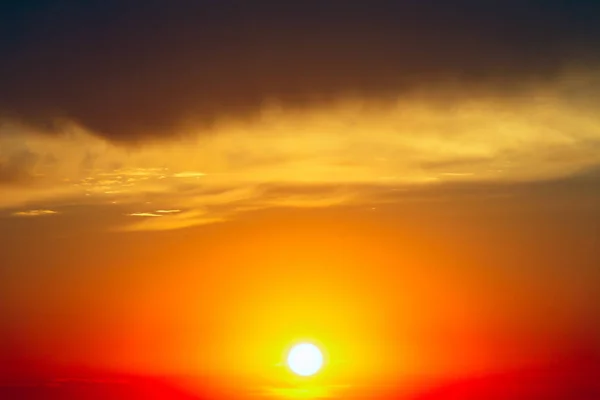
xmin=286 ymin=343 xmax=324 ymax=376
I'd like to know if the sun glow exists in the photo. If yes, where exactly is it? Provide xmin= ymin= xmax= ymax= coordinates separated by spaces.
xmin=287 ymin=343 xmax=324 ymax=377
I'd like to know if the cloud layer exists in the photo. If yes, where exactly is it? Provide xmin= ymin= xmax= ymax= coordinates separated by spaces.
xmin=2 ymin=84 xmax=600 ymax=230
xmin=1 ymin=1 xmax=600 ymax=141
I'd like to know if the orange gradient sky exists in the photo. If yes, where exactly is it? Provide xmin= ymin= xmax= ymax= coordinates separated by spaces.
xmin=2 ymin=91 xmax=600 ymax=394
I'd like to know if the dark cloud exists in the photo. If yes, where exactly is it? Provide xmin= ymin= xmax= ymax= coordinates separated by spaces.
xmin=1 ymin=0 xmax=600 ymax=142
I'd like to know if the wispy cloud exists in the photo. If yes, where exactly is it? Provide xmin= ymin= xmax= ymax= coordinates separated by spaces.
xmin=127 ymin=213 xmax=163 ymax=217
xmin=12 ymin=209 xmax=58 ymax=217
xmin=173 ymin=172 xmax=205 ymax=178
xmin=120 ymin=210 xmax=225 ymax=231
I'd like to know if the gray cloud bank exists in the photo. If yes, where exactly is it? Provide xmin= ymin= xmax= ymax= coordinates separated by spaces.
xmin=1 ymin=0 xmax=600 ymax=141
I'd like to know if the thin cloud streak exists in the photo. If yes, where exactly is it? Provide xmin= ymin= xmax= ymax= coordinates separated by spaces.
xmin=12 ymin=209 xmax=58 ymax=217
xmin=127 ymin=213 xmax=163 ymax=217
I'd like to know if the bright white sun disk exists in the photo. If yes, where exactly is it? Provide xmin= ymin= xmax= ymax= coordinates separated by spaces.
xmin=287 ymin=343 xmax=324 ymax=376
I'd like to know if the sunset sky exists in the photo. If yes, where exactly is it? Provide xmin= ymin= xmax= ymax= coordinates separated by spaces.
xmin=1 ymin=1 xmax=600 ymax=399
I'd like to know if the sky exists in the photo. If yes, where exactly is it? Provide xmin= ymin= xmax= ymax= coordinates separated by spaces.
xmin=1 ymin=1 xmax=600 ymax=399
